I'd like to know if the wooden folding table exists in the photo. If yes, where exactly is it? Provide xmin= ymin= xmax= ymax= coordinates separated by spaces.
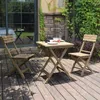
xmin=36 ymin=41 xmax=74 ymax=83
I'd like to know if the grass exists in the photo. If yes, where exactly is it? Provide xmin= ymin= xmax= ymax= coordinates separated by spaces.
xmin=16 ymin=32 xmax=34 ymax=38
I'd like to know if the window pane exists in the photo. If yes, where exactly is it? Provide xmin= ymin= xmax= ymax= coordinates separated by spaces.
xmin=0 ymin=0 xmax=5 ymax=27
xmin=22 ymin=13 xmax=34 ymax=23
xmin=8 ymin=13 xmax=21 ymax=23
xmin=8 ymin=1 xmax=21 ymax=12
xmin=22 ymin=2 xmax=34 ymax=12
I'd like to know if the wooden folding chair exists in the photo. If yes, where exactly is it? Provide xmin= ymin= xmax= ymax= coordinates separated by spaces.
xmin=69 ymin=34 xmax=97 ymax=76
xmin=0 ymin=35 xmax=34 ymax=79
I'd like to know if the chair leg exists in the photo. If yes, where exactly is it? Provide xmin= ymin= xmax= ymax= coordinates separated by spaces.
xmin=81 ymin=63 xmax=88 ymax=77
xmin=24 ymin=63 xmax=32 ymax=73
xmin=16 ymin=66 xmax=25 ymax=79
xmin=7 ymin=67 xmax=16 ymax=76
xmin=87 ymin=66 xmax=93 ymax=73
xmin=81 ymin=67 xmax=86 ymax=77
xmin=12 ymin=60 xmax=25 ymax=79
xmin=81 ymin=59 xmax=93 ymax=76
xmin=71 ymin=60 xmax=77 ymax=72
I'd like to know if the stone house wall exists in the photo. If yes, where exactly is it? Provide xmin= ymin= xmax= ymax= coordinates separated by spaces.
xmin=44 ymin=13 xmax=68 ymax=40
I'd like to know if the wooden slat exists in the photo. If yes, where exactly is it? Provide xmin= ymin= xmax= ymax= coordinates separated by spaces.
xmin=26 ymin=78 xmax=45 ymax=100
xmin=56 ymin=75 xmax=86 ymax=100
xmin=45 ymin=61 xmax=74 ymax=100
xmin=61 ymin=58 xmax=97 ymax=100
xmin=27 ymin=60 xmax=46 ymax=100
xmin=13 ymin=54 xmax=34 ymax=59
xmin=61 ymin=59 xmax=97 ymax=100
xmin=69 ymin=52 xmax=90 ymax=57
xmin=0 ymin=35 xmax=14 ymax=43
xmin=6 ymin=58 xmax=24 ymax=100
xmin=85 ymin=75 xmax=100 ymax=88
xmin=37 ymin=41 xmax=74 ymax=48
xmin=17 ymin=76 xmax=34 ymax=100
xmin=47 ymin=60 xmax=83 ymax=100
xmin=62 ymin=59 xmax=100 ymax=100
xmin=48 ymin=59 xmax=96 ymax=100
xmin=9 ymin=76 xmax=24 ymax=100
xmin=33 ymin=57 xmax=65 ymax=100
xmin=90 ymin=73 xmax=100 ymax=83
xmin=1 ymin=59 xmax=14 ymax=100
xmin=1 ymin=56 xmax=100 ymax=100
xmin=75 ymin=74 xmax=100 ymax=94
xmin=83 ymin=34 xmax=97 ymax=42
xmin=81 ymin=50 xmax=91 ymax=53
xmin=75 ymin=78 xmax=100 ymax=100
xmin=45 ymin=82 xmax=65 ymax=100
xmin=69 ymin=81 xmax=96 ymax=100
xmin=35 ymin=81 xmax=55 ymax=100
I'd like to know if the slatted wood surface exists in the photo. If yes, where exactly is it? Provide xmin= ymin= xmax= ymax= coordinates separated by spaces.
xmin=83 ymin=34 xmax=97 ymax=42
xmin=0 ymin=57 xmax=100 ymax=100
xmin=0 ymin=35 xmax=14 ymax=43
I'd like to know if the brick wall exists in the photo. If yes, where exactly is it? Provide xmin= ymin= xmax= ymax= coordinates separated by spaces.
xmin=44 ymin=13 xmax=68 ymax=40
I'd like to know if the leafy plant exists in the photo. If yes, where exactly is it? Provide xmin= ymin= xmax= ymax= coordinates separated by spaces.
xmin=39 ymin=0 xmax=45 ymax=41
xmin=74 ymin=0 xmax=100 ymax=39
xmin=62 ymin=0 xmax=100 ymax=39
xmin=54 ymin=17 xmax=62 ymax=22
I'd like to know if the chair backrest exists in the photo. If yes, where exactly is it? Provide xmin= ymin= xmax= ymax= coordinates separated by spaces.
xmin=80 ymin=34 xmax=97 ymax=58
xmin=0 ymin=35 xmax=20 ymax=58
xmin=83 ymin=34 xmax=97 ymax=42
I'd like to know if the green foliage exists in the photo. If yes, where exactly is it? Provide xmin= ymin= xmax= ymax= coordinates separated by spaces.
xmin=39 ymin=0 xmax=45 ymax=41
xmin=75 ymin=0 xmax=100 ymax=38
xmin=62 ymin=0 xmax=100 ymax=39
xmin=61 ymin=0 xmax=74 ymax=38
xmin=8 ymin=1 xmax=34 ymax=12
xmin=54 ymin=17 xmax=62 ymax=22
xmin=0 ymin=0 xmax=5 ymax=27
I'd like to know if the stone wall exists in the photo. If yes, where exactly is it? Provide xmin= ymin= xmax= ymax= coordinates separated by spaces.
xmin=44 ymin=13 xmax=68 ymax=40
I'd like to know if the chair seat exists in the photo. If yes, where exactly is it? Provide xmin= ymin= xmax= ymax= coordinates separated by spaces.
xmin=12 ymin=54 xmax=34 ymax=59
xmin=0 ymin=35 xmax=35 ymax=79
xmin=69 ymin=52 xmax=90 ymax=58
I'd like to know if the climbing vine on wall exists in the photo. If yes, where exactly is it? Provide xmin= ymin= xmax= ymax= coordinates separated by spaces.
xmin=39 ymin=0 xmax=45 ymax=41
xmin=39 ymin=0 xmax=100 ymax=40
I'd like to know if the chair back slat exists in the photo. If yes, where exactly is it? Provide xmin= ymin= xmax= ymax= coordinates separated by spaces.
xmin=83 ymin=34 xmax=97 ymax=42
xmin=0 ymin=35 xmax=20 ymax=57
xmin=0 ymin=35 xmax=14 ymax=43
xmin=80 ymin=34 xmax=97 ymax=57
xmin=81 ymin=50 xmax=91 ymax=54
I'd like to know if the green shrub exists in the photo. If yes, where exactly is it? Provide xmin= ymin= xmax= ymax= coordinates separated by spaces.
xmin=39 ymin=0 xmax=45 ymax=41
xmin=63 ymin=0 xmax=100 ymax=39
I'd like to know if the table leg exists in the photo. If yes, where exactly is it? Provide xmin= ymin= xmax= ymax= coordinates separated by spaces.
xmin=50 ymin=48 xmax=73 ymax=80
xmin=45 ymin=60 xmax=59 ymax=83
xmin=37 ymin=48 xmax=74 ymax=83
xmin=15 ymin=32 xmax=23 ymax=43
xmin=27 ymin=36 xmax=33 ymax=43
xmin=37 ymin=57 xmax=51 ymax=78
